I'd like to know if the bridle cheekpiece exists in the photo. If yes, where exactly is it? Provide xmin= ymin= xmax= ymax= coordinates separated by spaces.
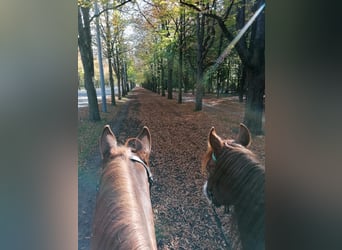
xmin=129 ymin=155 xmax=154 ymax=189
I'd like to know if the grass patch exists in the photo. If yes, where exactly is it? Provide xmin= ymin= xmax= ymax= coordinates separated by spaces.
xmin=78 ymin=98 xmax=129 ymax=168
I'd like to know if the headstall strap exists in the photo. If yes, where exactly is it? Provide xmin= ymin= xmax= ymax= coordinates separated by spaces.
xmin=130 ymin=155 xmax=154 ymax=188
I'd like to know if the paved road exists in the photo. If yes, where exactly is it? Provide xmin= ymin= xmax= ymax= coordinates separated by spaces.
xmin=78 ymin=87 xmax=117 ymax=108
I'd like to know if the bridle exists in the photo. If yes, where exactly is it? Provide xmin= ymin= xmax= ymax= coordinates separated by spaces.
xmin=129 ymin=155 xmax=154 ymax=192
xmin=208 ymin=152 xmax=233 ymax=249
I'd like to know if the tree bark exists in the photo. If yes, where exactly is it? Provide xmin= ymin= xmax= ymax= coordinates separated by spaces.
xmin=178 ymin=10 xmax=185 ymax=104
xmin=244 ymin=64 xmax=264 ymax=134
xmin=121 ymin=62 xmax=127 ymax=97
xmin=243 ymin=0 xmax=265 ymax=134
xmin=160 ymin=58 xmax=165 ymax=97
xmin=167 ymin=46 xmax=173 ymax=100
xmin=105 ymin=6 xmax=116 ymax=106
xmin=78 ymin=6 xmax=101 ymax=121
xmin=113 ymin=46 xmax=122 ymax=100
xmin=195 ymin=12 xmax=204 ymax=111
xmin=238 ymin=64 xmax=246 ymax=102
xmin=109 ymin=61 xmax=116 ymax=105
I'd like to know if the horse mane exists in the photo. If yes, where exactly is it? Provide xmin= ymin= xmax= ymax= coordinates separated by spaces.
xmin=91 ymin=145 xmax=154 ymax=250
xmin=203 ymin=141 xmax=265 ymax=250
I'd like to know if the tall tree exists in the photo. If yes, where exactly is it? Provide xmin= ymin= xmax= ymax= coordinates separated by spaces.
xmin=160 ymin=57 xmax=166 ymax=96
xmin=194 ymin=1 xmax=216 ymax=111
xmin=78 ymin=5 xmax=101 ymax=121
xmin=243 ymin=0 xmax=265 ymax=134
xmin=178 ymin=7 xmax=185 ymax=104
xmin=113 ymin=43 xmax=122 ymax=100
xmin=167 ymin=43 xmax=174 ymax=99
xmin=181 ymin=0 xmax=265 ymax=134
xmin=195 ymin=12 xmax=205 ymax=111
xmin=78 ymin=0 xmax=132 ymax=119
xmin=104 ymin=2 xmax=116 ymax=106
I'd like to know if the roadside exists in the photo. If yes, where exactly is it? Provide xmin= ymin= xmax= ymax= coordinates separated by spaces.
xmin=78 ymin=96 xmax=132 ymax=250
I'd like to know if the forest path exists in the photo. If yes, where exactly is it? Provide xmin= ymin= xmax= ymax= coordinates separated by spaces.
xmin=78 ymin=87 xmax=265 ymax=250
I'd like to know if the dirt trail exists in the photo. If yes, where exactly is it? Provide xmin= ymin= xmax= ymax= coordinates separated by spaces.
xmin=78 ymin=87 xmax=265 ymax=250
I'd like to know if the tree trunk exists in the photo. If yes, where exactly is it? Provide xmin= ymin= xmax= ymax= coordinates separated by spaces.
xmin=178 ymin=10 xmax=184 ymax=104
xmin=157 ymin=60 xmax=160 ymax=94
xmin=116 ymin=68 xmax=121 ymax=100
xmin=243 ymin=1 xmax=265 ymax=135
xmin=124 ymin=61 xmax=129 ymax=94
xmin=160 ymin=58 xmax=165 ymax=96
xmin=113 ymin=46 xmax=122 ymax=100
xmin=121 ymin=63 xmax=127 ymax=97
xmin=78 ymin=6 xmax=100 ymax=121
xmin=105 ymin=6 xmax=116 ymax=106
xmin=167 ymin=50 xmax=173 ymax=99
xmin=238 ymin=64 xmax=246 ymax=102
xmin=108 ymin=61 xmax=116 ymax=105
xmin=244 ymin=64 xmax=264 ymax=134
xmin=195 ymin=12 xmax=204 ymax=111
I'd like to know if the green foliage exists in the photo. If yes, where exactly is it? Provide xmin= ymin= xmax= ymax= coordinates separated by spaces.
xmin=78 ymin=0 xmax=93 ymax=8
xmin=78 ymin=0 xmax=260 ymax=95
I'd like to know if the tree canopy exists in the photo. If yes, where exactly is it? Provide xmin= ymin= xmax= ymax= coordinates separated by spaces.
xmin=78 ymin=0 xmax=265 ymax=134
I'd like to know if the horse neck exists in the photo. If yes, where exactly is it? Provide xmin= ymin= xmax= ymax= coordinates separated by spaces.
xmin=92 ymin=156 xmax=157 ymax=250
xmin=216 ymin=149 xmax=264 ymax=204
xmin=128 ymin=159 xmax=157 ymax=248
xmin=217 ymin=150 xmax=265 ymax=250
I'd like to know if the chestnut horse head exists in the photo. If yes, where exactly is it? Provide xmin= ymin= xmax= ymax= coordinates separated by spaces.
xmin=202 ymin=123 xmax=265 ymax=250
xmin=90 ymin=125 xmax=157 ymax=250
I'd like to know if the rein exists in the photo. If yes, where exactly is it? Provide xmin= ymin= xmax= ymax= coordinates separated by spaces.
xmin=212 ymin=204 xmax=232 ymax=250
xmin=210 ymin=152 xmax=232 ymax=249
xmin=129 ymin=155 xmax=154 ymax=191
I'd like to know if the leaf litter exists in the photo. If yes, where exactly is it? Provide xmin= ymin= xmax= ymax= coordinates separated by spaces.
xmin=78 ymin=87 xmax=265 ymax=250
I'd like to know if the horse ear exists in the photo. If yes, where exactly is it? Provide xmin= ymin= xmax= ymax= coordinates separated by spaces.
xmin=236 ymin=123 xmax=251 ymax=147
xmin=209 ymin=127 xmax=224 ymax=153
xmin=136 ymin=126 xmax=152 ymax=155
xmin=99 ymin=125 xmax=117 ymax=159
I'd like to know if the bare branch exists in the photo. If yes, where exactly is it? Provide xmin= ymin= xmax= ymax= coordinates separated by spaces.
xmin=203 ymin=12 xmax=248 ymax=64
xmin=141 ymin=0 xmax=158 ymax=7
xmin=135 ymin=0 xmax=155 ymax=29
xmin=179 ymin=0 xmax=202 ymax=12
xmin=223 ymin=0 xmax=235 ymax=20
xmin=88 ymin=0 xmax=132 ymax=23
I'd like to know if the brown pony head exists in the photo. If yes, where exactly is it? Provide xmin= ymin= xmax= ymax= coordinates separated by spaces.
xmin=201 ymin=124 xmax=265 ymax=250
xmin=201 ymin=123 xmax=261 ymax=206
xmin=202 ymin=123 xmax=252 ymax=178
xmin=92 ymin=125 xmax=157 ymax=250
